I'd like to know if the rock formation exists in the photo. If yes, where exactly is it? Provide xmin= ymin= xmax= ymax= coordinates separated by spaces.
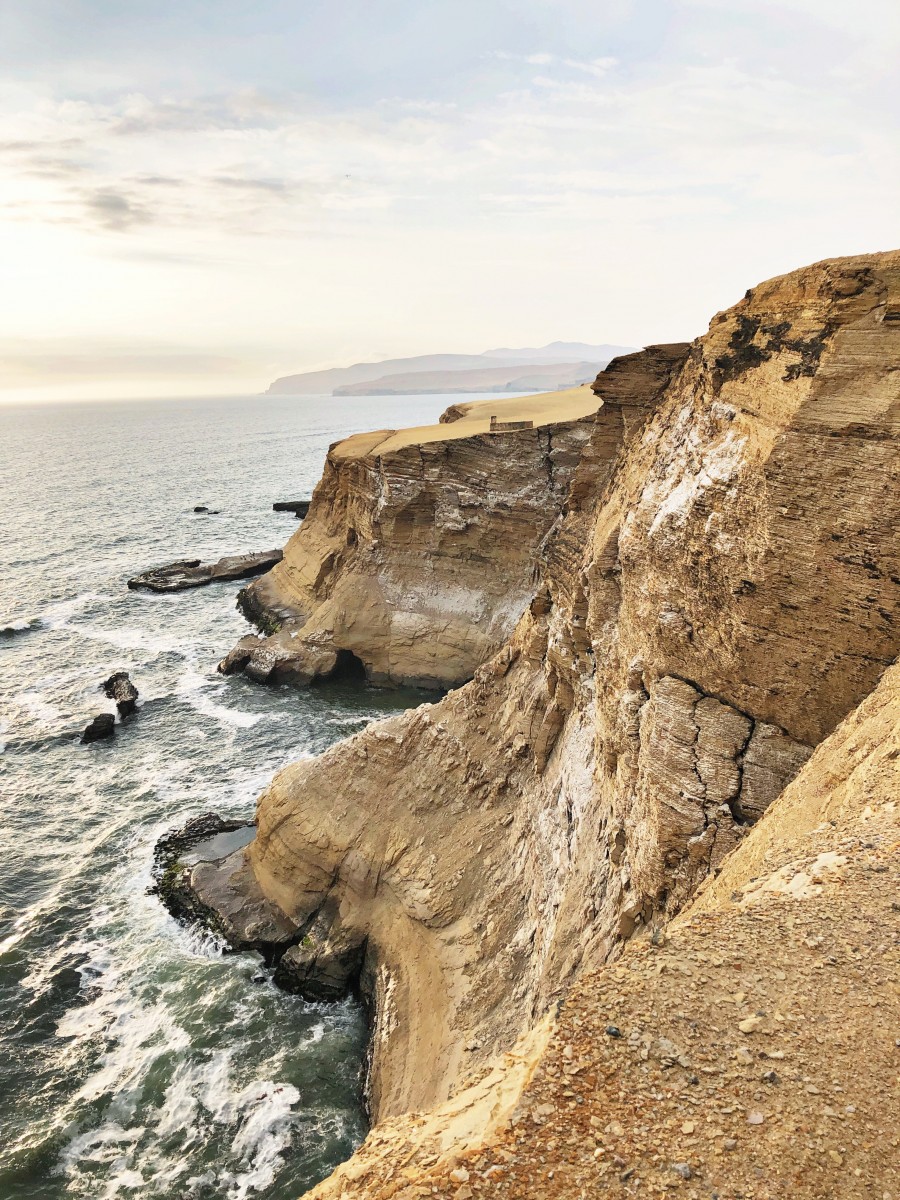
xmin=272 ymin=499 xmax=311 ymax=517
xmin=128 ymin=549 xmax=282 ymax=593
xmin=166 ymin=251 xmax=899 ymax=1196
xmin=102 ymin=670 xmax=138 ymax=717
xmin=305 ymin=659 xmax=899 ymax=1200
xmin=81 ymin=713 xmax=115 ymax=743
xmin=220 ymin=388 xmax=605 ymax=688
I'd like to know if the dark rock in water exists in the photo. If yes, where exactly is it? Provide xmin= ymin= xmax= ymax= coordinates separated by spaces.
xmin=82 ymin=713 xmax=115 ymax=743
xmin=274 ymin=912 xmax=366 ymax=1001
xmin=128 ymin=549 xmax=282 ymax=593
xmin=193 ymin=506 xmax=221 ymax=515
xmin=219 ymin=634 xmax=264 ymax=676
xmin=272 ymin=499 xmax=310 ymax=518
xmin=154 ymin=812 xmax=251 ymax=863
xmin=152 ymin=812 xmax=256 ymax=930
xmin=103 ymin=670 xmax=138 ymax=717
xmin=151 ymin=809 xmax=363 ymax=1003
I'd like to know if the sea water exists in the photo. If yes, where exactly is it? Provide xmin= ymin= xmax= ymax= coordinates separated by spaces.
xmin=0 ymin=393 xmax=451 ymax=1199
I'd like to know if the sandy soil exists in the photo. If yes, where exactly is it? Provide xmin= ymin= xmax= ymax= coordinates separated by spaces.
xmin=329 ymin=386 xmax=600 ymax=460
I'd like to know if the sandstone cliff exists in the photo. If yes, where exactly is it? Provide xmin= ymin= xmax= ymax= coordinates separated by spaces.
xmin=220 ymin=388 xmax=609 ymax=688
xmin=184 ymin=252 xmax=898 ymax=1196
xmin=305 ymin=658 xmax=898 ymax=1200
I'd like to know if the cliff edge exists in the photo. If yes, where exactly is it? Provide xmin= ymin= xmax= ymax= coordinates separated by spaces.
xmin=184 ymin=251 xmax=898 ymax=1196
xmin=220 ymin=387 xmax=617 ymax=688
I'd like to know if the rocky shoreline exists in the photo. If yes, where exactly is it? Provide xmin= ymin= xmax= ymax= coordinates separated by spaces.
xmin=161 ymin=251 xmax=900 ymax=1199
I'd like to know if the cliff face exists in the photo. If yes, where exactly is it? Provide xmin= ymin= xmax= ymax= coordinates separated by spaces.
xmin=185 ymin=252 xmax=899 ymax=1191
xmin=309 ymin=658 xmax=898 ymax=1199
xmin=221 ymin=389 xmax=606 ymax=688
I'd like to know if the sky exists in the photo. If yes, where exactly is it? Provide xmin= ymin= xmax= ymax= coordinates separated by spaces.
xmin=1 ymin=0 xmax=899 ymax=402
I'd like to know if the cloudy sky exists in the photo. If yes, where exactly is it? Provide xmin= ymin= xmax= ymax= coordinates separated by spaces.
xmin=1 ymin=0 xmax=898 ymax=401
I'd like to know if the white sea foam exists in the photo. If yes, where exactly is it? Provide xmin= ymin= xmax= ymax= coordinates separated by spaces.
xmin=177 ymin=667 xmax=263 ymax=729
xmin=16 ymin=688 xmax=64 ymax=726
xmin=61 ymin=1037 xmax=303 ymax=1200
xmin=226 ymin=1079 xmax=302 ymax=1199
xmin=0 ymin=616 xmax=35 ymax=633
xmin=40 ymin=592 xmax=109 ymax=630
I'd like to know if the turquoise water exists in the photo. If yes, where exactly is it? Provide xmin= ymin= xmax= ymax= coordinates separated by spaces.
xmin=0 ymin=393 xmax=447 ymax=1199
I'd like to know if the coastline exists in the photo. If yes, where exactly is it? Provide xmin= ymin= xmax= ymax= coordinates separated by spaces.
xmin=160 ymin=250 xmax=900 ymax=1198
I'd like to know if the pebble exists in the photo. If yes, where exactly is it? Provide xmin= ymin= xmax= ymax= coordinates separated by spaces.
xmin=747 ymin=1111 xmax=765 ymax=1125
xmin=672 ymin=1162 xmax=693 ymax=1179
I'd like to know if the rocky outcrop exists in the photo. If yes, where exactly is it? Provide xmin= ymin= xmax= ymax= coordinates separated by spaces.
xmin=272 ymin=499 xmax=311 ymax=517
xmin=103 ymin=670 xmax=138 ymax=717
xmin=81 ymin=713 xmax=115 ymax=743
xmin=128 ymin=549 xmax=283 ymax=593
xmin=219 ymin=389 xmax=609 ymax=688
xmin=170 ymin=252 xmax=899 ymax=1193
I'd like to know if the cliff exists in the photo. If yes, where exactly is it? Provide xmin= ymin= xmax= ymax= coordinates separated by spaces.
xmin=306 ymin=658 xmax=898 ymax=1199
xmin=180 ymin=251 xmax=899 ymax=1196
xmin=220 ymin=388 xmax=614 ymax=688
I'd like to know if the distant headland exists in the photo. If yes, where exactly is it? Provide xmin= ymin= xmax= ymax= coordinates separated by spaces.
xmin=265 ymin=341 xmax=635 ymax=396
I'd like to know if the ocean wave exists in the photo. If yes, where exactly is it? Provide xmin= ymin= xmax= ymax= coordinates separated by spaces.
xmin=0 ymin=616 xmax=41 ymax=637
xmin=40 ymin=592 xmax=111 ymax=630
xmin=177 ymin=668 xmax=263 ymax=730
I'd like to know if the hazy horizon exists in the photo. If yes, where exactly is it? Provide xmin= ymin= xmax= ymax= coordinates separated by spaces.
xmin=2 ymin=0 xmax=899 ymax=403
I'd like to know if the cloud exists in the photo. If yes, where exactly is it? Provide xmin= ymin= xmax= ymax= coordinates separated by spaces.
xmin=84 ymin=187 xmax=154 ymax=230
xmin=1 ymin=1 xmax=899 ymax=400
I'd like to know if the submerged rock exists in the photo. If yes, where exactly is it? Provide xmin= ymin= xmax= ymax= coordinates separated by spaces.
xmin=81 ymin=713 xmax=115 ymax=743
xmin=102 ymin=670 xmax=138 ymax=717
xmin=128 ymin=549 xmax=283 ymax=593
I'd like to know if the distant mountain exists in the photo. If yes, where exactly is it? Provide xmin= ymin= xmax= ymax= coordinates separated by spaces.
xmin=266 ymin=342 xmax=634 ymax=395
xmin=333 ymin=360 xmax=603 ymax=396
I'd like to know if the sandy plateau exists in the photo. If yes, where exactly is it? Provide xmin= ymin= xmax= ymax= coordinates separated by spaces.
xmin=170 ymin=251 xmax=899 ymax=1199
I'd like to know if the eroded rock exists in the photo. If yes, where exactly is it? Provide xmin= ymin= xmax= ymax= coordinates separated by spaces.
xmin=202 ymin=252 xmax=900 ymax=1138
xmin=81 ymin=713 xmax=115 ymax=743
xmin=103 ymin=670 xmax=138 ymax=717
xmin=128 ymin=550 xmax=283 ymax=593
xmin=219 ymin=390 xmax=603 ymax=688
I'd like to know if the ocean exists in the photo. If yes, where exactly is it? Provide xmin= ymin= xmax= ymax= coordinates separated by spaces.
xmin=0 ymin=393 xmax=451 ymax=1200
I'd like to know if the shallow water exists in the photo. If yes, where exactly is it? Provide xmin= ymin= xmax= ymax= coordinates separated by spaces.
xmin=0 ymin=393 xmax=450 ymax=1199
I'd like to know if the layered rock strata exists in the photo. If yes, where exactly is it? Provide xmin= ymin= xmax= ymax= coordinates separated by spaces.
xmin=307 ymin=659 xmax=898 ymax=1200
xmin=220 ymin=389 xmax=605 ymax=688
xmin=175 ymin=252 xmax=899 ymax=1193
